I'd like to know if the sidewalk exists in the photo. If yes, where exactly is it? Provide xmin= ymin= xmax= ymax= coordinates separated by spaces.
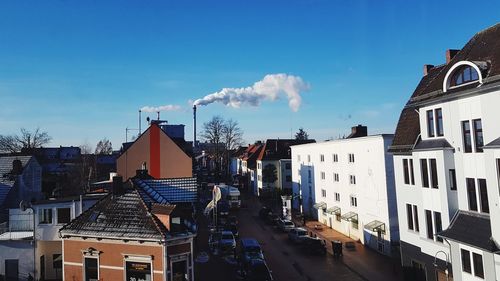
xmin=295 ymin=219 xmax=403 ymax=281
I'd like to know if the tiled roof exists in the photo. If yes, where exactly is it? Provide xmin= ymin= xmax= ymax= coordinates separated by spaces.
xmin=258 ymin=139 xmax=315 ymax=161
xmin=439 ymin=210 xmax=499 ymax=252
xmin=241 ymin=144 xmax=264 ymax=169
xmin=60 ymin=185 xmax=167 ymax=241
xmin=390 ymin=23 xmax=500 ymax=153
xmin=0 ymin=156 xmax=33 ymax=206
xmin=134 ymin=177 xmax=198 ymax=205
xmin=413 ymin=138 xmax=453 ymax=151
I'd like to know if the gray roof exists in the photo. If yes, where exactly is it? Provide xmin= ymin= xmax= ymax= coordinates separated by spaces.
xmin=60 ymin=186 xmax=167 ymax=241
xmin=439 ymin=210 xmax=499 ymax=252
xmin=134 ymin=178 xmax=198 ymax=204
xmin=484 ymin=137 xmax=500 ymax=149
xmin=413 ymin=139 xmax=453 ymax=151
xmin=0 ymin=156 xmax=33 ymax=206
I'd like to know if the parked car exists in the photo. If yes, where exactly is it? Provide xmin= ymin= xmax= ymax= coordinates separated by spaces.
xmin=208 ymin=231 xmax=222 ymax=254
xmin=287 ymin=227 xmax=308 ymax=244
xmin=218 ymin=230 xmax=236 ymax=255
xmin=245 ymin=259 xmax=274 ymax=281
xmin=259 ymin=207 xmax=272 ymax=220
xmin=277 ymin=219 xmax=295 ymax=232
xmin=300 ymin=236 xmax=327 ymax=255
xmin=239 ymin=238 xmax=265 ymax=271
xmin=224 ymin=222 xmax=239 ymax=238
xmin=265 ymin=213 xmax=280 ymax=226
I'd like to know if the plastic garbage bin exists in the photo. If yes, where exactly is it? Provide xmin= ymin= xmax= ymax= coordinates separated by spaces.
xmin=332 ymin=240 xmax=343 ymax=257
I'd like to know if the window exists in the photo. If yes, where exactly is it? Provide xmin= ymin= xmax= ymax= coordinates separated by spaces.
xmin=406 ymin=204 xmax=414 ymax=230
xmin=333 ymin=173 xmax=339 ymax=182
xmin=497 ymin=159 xmax=500 ymax=196
xmin=427 ymin=110 xmax=435 ymax=137
xmin=478 ymin=179 xmax=489 ymax=213
xmin=413 ymin=205 xmax=419 ymax=232
xmin=321 ymin=189 xmax=327 ymax=198
xmin=462 ymin=121 xmax=472 ymax=153
xmin=320 ymin=154 xmax=325 ymax=162
xmin=333 ymin=154 xmax=338 ymax=162
xmin=257 ymin=163 xmax=261 ymax=169
xmin=430 ymin=159 xmax=438 ymax=189
xmin=461 ymin=249 xmax=471 ymax=274
xmin=435 ymin=108 xmax=443 ymax=136
xmin=320 ymin=172 xmax=325 ymax=180
xmin=297 ymin=155 xmax=301 ymax=162
xmin=451 ymin=65 xmax=479 ymax=87
xmin=473 ymin=119 xmax=483 ymax=152
xmin=57 ymin=208 xmax=71 ymax=224
xmin=285 ymin=163 xmax=291 ymax=170
xmin=348 ymin=153 xmax=355 ymax=163
xmin=334 ymin=192 xmax=340 ymax=202
xmin=425 ymin=210 xmax=433 ymax=240
xmin=84 ymin=257 xmax=98 ymax=281
xmin=257 ymin=175 xmax=262 ymax=181
xmin=350 ymin=196 xmax=357 ymax=207
xmin=349 ymin=175 xmax=356 ymax=185
xmin=285 ymin=175 xmax=292 ymax=182
xmin=125 ymin=260 xmax=152 ymax=281
xmin=39 ymin=208 xmax=53 ymax=224
xmin=449 ymin=169 xmax=457 ymax=191
xmin=473 ymin=253 xmax=484 ymax=279
xmin=53 ymin=254 xmax=62 ymax=269
xmin=434 ymin=212 xmax=443 ymax=242
xmin=403 ymin=159 xmax=410 ymax=185
xmin=409 ymin=159 xmax=415 ymax=185
xmin=467 ymin=178 xmax=478 ymax=211
xmin=308 ymin=170 xmax=311 ymax=183
xmin=421 ymin=159 xmax=429 ymax=188
xmin=336 ymin=213 xmax=341 ymax=222
xmin=307 ymin=155 xmax=311 ymax=162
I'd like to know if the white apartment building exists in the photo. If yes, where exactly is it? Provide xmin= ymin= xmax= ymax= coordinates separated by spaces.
xmin=291 ymin=129 xmax=398 ymax=256
xmin=389 ymin=24 xmax=500 ymax=281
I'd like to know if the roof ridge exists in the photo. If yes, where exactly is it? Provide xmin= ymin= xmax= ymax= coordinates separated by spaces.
xmin=133 ymin=186 xmax=168 ymax=240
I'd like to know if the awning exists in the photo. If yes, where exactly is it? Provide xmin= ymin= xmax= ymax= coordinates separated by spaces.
xmin=341 ymin=211 xmax=358 ymax=221
xmin=364 ymin=220 xmax=386 ymax=234
xmin=313 ymin=202 xmax=327 ymax=210
xmin=326 ymin=206 xmax=341 ymax=215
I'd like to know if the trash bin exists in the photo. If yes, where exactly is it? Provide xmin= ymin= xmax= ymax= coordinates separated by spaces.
xmin=332 ymin=240 xmax=343 ymax=257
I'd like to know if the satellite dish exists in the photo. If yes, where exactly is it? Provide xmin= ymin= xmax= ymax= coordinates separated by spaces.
xmin=19 ymin=200 xmax=31 ymax=211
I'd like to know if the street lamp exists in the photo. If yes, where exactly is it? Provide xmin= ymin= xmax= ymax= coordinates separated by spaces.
xmin=20 ymin=200 xmax=36 ymax=281
xmin=433 ymin=250 xmax=449 ymax=281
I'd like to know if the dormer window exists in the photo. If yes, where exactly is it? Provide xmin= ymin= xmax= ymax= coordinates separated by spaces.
xmin=450 ymin=65 xmax=479 ymax=87
xmin=443 ymin=61 xmax=486 ymax=92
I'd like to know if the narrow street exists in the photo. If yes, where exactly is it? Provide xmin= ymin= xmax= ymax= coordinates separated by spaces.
xmin=195 ymin=192 xmax=364 ymax=281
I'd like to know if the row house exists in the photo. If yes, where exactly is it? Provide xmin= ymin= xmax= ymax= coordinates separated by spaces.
xmin=291 ymin=126 xmax=398 ymax=256
xmin=60 ymin=173 xmax=198 ymax=281
xmin=256 ymin=139 xmax=314 ymax=196
xmin=389 ymin=23 xmax=500 ymax=281
xmin=239 ymin=142 xmax=264 ymax=194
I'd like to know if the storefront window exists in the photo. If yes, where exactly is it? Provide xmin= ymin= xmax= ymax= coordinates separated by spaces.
xmin=126 ymin=261 xmax=152 ymax=281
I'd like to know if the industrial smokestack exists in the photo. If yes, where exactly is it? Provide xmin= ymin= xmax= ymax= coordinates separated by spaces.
xmin=139 ymin=110 xmax=142 ymax=134
xmin=193 ymin=105 xmax=197 ymax=149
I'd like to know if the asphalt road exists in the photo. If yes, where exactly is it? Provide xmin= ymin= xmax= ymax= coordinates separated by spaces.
xmin=194 ymin=192 xmax=364 ymax=281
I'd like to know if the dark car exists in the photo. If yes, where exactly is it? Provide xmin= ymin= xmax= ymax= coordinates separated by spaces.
xmin=300 ymin=236 xmax=327 ymax=255
xmin=245 ymin=259 xmax=273 ymax=281
xmin=265 ymin=213 xmax=280 ymax=226
xmin=259 ymin=207 xmax=272 ymax=220
xmin=239 ymin=238 xmax=264 ymax=270
xmin=219 ymin=230 xmax=236 ymax=255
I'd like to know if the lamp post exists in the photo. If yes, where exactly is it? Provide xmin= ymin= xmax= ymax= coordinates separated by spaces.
xmin=20 ymin=201 xmax=36 ymax=281
xmin=433 ymin=250 xmax=449 ymax=281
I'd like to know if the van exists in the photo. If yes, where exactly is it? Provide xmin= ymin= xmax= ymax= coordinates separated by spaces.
xmin=239 ymin=238 xmax=264 ymax=271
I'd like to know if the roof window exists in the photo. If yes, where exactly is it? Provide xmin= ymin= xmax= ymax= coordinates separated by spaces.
xmin=443 ymin=61 xmax=487 ymax=92
xmin=450 ymin=65 xmax=479 ymax=87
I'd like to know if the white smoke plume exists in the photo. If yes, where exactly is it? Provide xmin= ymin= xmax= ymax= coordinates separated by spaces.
xmin=140 ymin=105 xmax=181 ymax=113
xmin=193 ymin=73 xmax=309 ymax=112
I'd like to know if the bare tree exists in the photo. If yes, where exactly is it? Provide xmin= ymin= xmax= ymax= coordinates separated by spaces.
xmin=200 ymin=116 xmax=225 ymax=178
xmin=95 ymin=138 xmax=113 ymax=155
xmin=223 ymin=119 xmax=244 ymax=151
xmin=0 ymin=127 xmax=52 ymax=153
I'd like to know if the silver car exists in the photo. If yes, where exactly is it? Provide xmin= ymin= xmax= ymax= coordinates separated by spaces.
xmin=288 ymin=227 xmax=309 ymax=243
xmin=277 ymin=219 xmax=295 ymax=232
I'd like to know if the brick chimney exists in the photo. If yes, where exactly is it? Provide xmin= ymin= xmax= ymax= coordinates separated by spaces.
xmin=151 ymin=203 xmax=175 ymax=231
xmin=11 ymin=160 xmax=23 ymax=175
xmin=446 ymin=49 xmax=460 ymax=64
xmin=347 ymin=125 xmax=368 ymax=138
xmin=423 ymin=64 xmax=434 ymax=76
xmin=112 ymin=176 xmax=124 ymax=196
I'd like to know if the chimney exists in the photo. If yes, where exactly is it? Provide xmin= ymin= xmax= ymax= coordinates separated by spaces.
xmin=423 ymin=64 xmax=434 ymax=76
xmin=446 ymin=49 xmax=460 ymax=64
xmin=193 ymin=105 xmax=197 ymax=149
xmin=12 ymin=160 xmax=23 ymax=175
xmin=347 ymin=124 xmax=368 ymax=138
xmin=112 ymin=176 xmax=124 ymax=195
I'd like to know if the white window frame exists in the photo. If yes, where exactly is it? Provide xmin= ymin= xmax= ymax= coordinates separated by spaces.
xmin=83 ymin=249 xmax=100 ymax=281
xmin=123 ymin=255 xmax=153 ymax=281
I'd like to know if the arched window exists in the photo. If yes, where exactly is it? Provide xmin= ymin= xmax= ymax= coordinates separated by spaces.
xmin=450 ymin=65 xmax=479 ymax=87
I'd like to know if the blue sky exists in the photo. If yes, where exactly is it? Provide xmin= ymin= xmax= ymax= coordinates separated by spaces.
xmin=1 ymin=1 xmax=500 ymax=150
